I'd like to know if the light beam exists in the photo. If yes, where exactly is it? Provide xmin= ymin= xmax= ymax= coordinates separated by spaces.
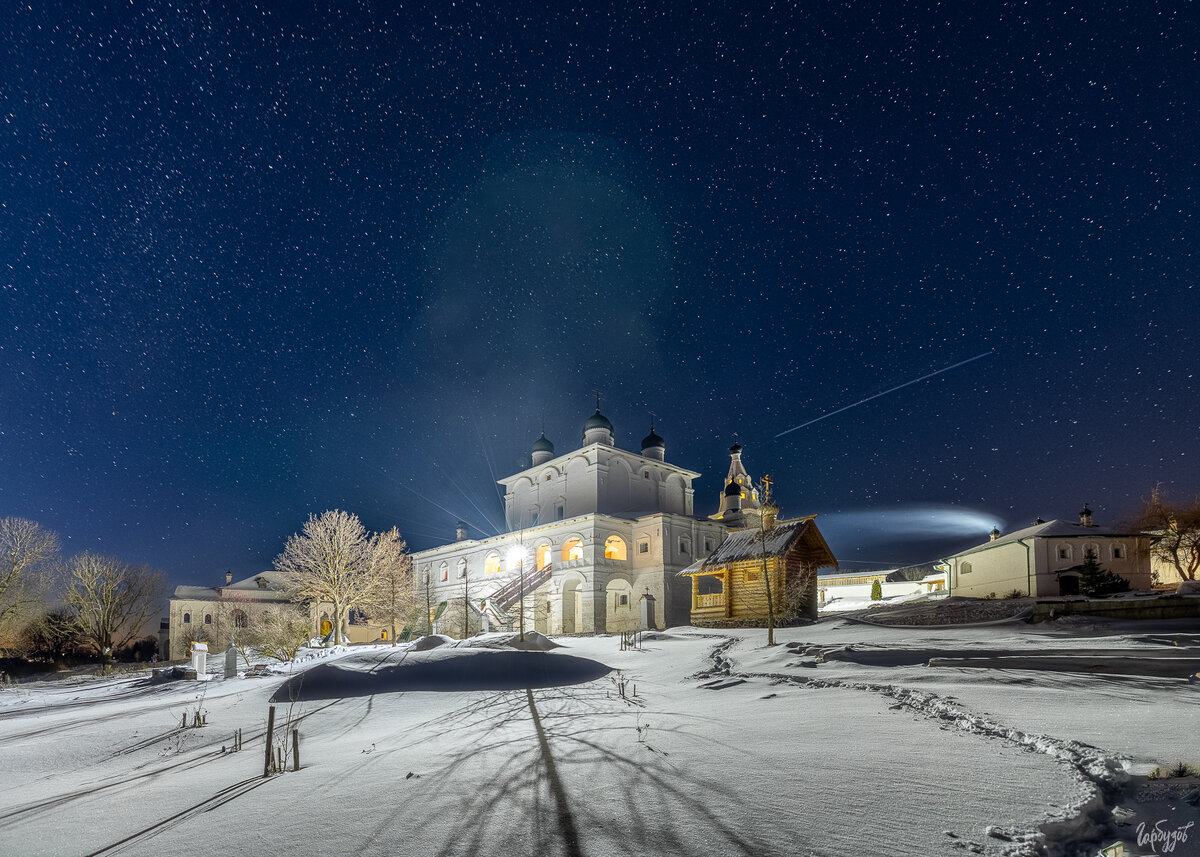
xmin=775 ymin=351 xmax=995 ymax=438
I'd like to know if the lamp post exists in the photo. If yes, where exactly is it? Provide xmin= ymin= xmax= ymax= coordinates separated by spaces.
xmin=507 ymin=541 xmax=527 ymax=642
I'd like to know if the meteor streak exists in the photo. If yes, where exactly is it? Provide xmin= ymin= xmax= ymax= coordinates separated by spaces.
xmin=775 ymin=351 xmax=995 ymax=438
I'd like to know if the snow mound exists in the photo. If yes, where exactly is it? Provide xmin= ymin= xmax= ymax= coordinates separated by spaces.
xmin=501 ymin=631 xmax=559 ymax=651
xmin=408 ymin=634 xmax=455 ymax=651
xmin=269 ymin=650 xmax=613 ymax=701
xmin=1177 ymin=579 xmax=1200 ymax=595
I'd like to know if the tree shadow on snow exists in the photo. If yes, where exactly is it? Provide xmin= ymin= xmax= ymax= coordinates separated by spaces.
xmin=357 ymin=682 xmax=770 ymax=857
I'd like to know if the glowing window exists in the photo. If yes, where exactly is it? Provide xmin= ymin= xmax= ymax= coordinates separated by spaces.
xmin=483 ymin=553 xmax=501 ymax=575
xmin=535 ymin=544 xmax=551 ymax=569
xmin=440 ymin=562 xmax=449 ymax=581
xmin=604 ymin=536 xmax=627 ymax=560
xmin=562 ymin=538 xmax=584 ymax=561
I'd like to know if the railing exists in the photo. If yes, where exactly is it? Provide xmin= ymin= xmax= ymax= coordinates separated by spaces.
xmin=696 ymin=593 xmax=726 ymax=608
xmin=488 ymin=563 xmax=553 ymax=611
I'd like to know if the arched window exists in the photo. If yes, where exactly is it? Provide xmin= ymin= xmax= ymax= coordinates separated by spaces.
xmin=182 ymin=612 xmax=191 ymax=624
xmin=960 ymin=562 xmax=973 ymax=575
xmin=484 ymin=552 xmax=501 ymax=575
xmin=204 ymin=614 xmax=212 ymax=625
xmin=457 ymin=558 xmax=467 ymax=578
xmin=233 ymin=610 xmax=248 ymax=628
xmin=535 ymin=544 xmax=552 ymax=569
xmin=440 ymin=562 xmax=449 ymax=581
xmin=604 ymin=535 xmax=627 ymax=560
xmin=381 ymin=629 xmax=388 ymax=641
xmin=562 ymin=538 xmax=584 ymax=561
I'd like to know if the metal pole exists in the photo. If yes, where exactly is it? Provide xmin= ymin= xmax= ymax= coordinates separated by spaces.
xmin=292 ymin=729 xmax=300 ymax=771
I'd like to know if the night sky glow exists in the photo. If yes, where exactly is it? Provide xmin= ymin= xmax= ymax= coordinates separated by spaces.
xmin=2 ymin=3 xmax=1197 ymax=589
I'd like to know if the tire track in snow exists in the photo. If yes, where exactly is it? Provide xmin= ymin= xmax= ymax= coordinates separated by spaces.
xmin=691 ymin=635 xmax=1129 ymax=857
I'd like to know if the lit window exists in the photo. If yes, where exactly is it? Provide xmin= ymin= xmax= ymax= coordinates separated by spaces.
xmin=484 ymin=553 xmax=501 ymax=575
xmin=604 ymin=535 xmax=627 ymax=560
xmin=535 ymin=544 xmax=551 ymax=568
xmin=562 ymin=538 xmax=584 ymax=561
xmin=545 ymin=474 xmax=551 ymax=481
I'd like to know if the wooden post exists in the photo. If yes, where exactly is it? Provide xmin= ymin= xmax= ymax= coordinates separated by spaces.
xmin=292 ymin=729 xmax=300 ymax=771
xmin=263 ymin=705 xmax=276 ymax=777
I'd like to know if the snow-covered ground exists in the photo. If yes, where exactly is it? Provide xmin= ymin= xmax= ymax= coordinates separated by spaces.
xmin=0 ymin=617 xmax=1197 ymax=857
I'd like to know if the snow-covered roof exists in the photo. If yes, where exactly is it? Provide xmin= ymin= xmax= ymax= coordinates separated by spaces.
xmin=172 ymin=571 xmax=291 ymax=601
xmin=681 ymin=516 xmax=836 ymax=574
xmin=946 ymin=519 xmax=1147 ymax=559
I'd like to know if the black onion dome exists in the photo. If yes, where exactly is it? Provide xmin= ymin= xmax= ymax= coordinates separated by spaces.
xmin=641 ymin=427 xmax=664 ymax=449
xmin=584 ymin=409 xmax=614 ymax=432
xmin=532 ymin=432 xmax=554 ymax=454
xmin=725 ymin=480 xmax=742 ymax=497
xmin=729 ymin=442 xmax=743 ymax=454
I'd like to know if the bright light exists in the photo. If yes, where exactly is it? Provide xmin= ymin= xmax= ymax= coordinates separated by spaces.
xmin=507 ymin=545 xmax=526 ymax=570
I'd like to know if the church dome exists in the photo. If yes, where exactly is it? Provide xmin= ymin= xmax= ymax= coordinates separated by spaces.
xmin=641 ymin=428 xmax=664 ymax=449
xmin=532 ymin=432 xmax=554 ymax=454
xmin=729 ymin=442 xmax=743 ymax=455
xmin=584 ymin=409 xmax=613 ymax=432
xmin=725 ymin=480 xmax=742 ymax=497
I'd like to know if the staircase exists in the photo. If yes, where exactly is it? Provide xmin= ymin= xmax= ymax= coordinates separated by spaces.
xmin=478 ymin=563 xmax=553 ymax=629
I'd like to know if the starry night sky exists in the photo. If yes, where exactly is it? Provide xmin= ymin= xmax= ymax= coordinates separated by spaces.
xmin=3 ymin=2 xmax=1197 ymax=590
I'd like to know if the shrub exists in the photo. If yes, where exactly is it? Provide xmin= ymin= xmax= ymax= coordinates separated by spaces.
xmin=870 ymin=580 xmax=882 ymax=601
xmin=1005 ymin=589 xmax=1026 ymax=599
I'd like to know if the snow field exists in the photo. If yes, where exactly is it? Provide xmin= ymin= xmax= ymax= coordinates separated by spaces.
xmin=0 ymin=618 xmax=1196 ymax=856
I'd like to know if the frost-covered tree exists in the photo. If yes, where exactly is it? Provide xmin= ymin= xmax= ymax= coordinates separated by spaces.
xmin=1132 ymin=488 xmax=1200 ymax=582
xmin=254 ymin=604 xmax=312 ymax=662
xmin=0 ymin=517 xmax=59 ymax=640
xmin=274 ymin=510 xmax=380 ymax=647
xmin=61 ymin=553 xmax=164 ymax=668
xmin=360 ymin=527 xmax=416 ymax=646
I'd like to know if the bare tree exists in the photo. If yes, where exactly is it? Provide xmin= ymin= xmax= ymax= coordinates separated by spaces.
xmin=0 ymin=518 xmax=59 ymax=641
xmin=273 ymin=510 xmax=380 ymax=647
xmin=61 ymin=553 xmax=165 ymax=668
xmin=255 ymin=604 xmax=311 ymax=662
xmin=1132 ymin=488 xmax=1200 ymax=582
xmin=360 ymin=527 xmax=416 ymax=646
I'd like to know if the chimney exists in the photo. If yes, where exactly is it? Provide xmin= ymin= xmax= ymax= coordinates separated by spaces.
xmin=1079 ymin=505 xmax=1094 ymax=527
xmin=989 ymin=526 xmax=1001 ymax=541
xmin=455 ymin=521 xmax=469 ymax=541
xmin=225 ymin=570 xmax=232 ymax=585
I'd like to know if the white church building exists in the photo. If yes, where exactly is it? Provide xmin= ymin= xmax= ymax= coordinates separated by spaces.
xmin=412 ymin=409 xmax=736 ymax=635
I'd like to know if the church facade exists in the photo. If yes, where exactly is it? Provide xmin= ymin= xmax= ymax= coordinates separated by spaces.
xmin=412 ymin=410 xmax=730 ymax=634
